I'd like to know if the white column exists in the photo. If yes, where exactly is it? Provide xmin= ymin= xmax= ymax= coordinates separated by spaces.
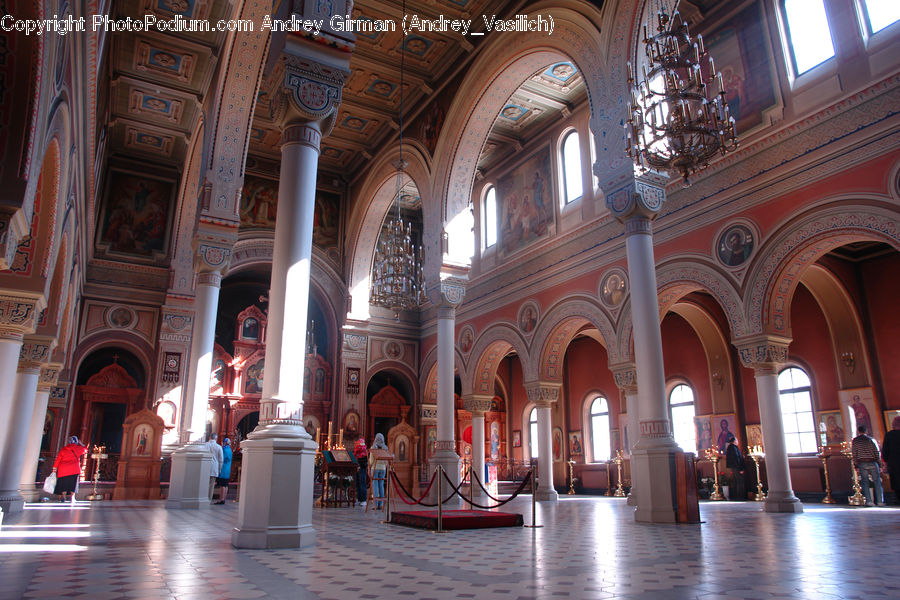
xmin=183 ymin=274 xmax=221 ymax=442
xmin=623 ymin=386 xmax=640 ymax=506
xmin=755 ymin=366 xmax=802 ymax=513
xmin=471 ymin=412 xmax=485 ymax=503
xmin=430 ymin=304 xmax=461 ymax=504
xmin=232 ymin=121 xmax=322 ymax=549
xmin=0 ymin=334 xmax=25 ymax=465
xmin=0 ymin=361 xmax=42 ymax=512
xmin=536 ymin=402 xmax=558 ymax=501
xmin=19 ymin=365 xmax=57 ymax=500
xmin=624 ymin=215 xmax=678 ymax=523
xmin=167 ymin=271 xmax=222 ymax=510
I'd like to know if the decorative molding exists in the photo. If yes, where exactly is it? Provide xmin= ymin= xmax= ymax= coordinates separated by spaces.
xmin=461 ymin=394 xmax=494 ymax=415
xmin=524 ymin=381 xmax=562 ymax=406
xmin=639 ymin=419 xmax=672 ymax=438
xmin=38 ymin=363 xmax=62 ymax=391
xmin=0 ymin=295 xmax=41 ymax=333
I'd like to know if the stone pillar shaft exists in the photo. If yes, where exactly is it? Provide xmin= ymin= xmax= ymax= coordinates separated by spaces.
xmin=755 ymin=366 xmax=802 ymax=512
xmin=536 ymin=403 xmax=556 ymax=500
xmin=0 ymin=334 xmax=24 ymax=465
xmin=471 ymin=412 xmax=485 ymax=501
xmin=0 ymin=361 xmax=42 ymax=512
xmin=20 ymin=364 xmax=60 ymax=499
xmin=183 ymin=274 xmax=221 ymax=442
xmin=257 ymin=121 xmax=322 ymax=429
xmin=436 ymin=307 xmax=455 ymax=446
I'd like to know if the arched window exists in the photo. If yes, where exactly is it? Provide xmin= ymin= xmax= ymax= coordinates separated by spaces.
xmin=778 ymin=367 xmax=818 ymax=454
xmin=483 ymin=185 xmax=497 ymax=248
xmin=529 ymin=407 xmax=539 ymax=459
xmin=668 ymin=384 xmax=696 ymax=453
xmin=860 ymin=0 xmax=900 ymax=35
xmin=781 ymin=0 xmax=835 ymax=75
xmin=560 ymin=130 xmax=582 ymax=205
xmin=590 ymin=396 xmax=611 ymax=461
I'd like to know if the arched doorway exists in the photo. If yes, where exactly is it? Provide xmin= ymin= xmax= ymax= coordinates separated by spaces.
xmin=365 ymin=371 xmax=413 ymax=443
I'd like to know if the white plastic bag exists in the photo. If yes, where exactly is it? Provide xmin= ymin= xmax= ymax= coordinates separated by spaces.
xmin=43 ymin=472 xmax=57 ymax=494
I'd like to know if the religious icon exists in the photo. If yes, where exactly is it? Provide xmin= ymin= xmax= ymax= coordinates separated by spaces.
xmin=568 ymin=431 xmax=583 ymax=456
xmin=600 ymin=270 xmax=627 ymax=307
xmin=519 ymin=304 xmax=538 ymax=333
xmin=459 ymin=328 xmax=474 ymax=354
xmin=716 ymin=224 xmax=754 ymax=267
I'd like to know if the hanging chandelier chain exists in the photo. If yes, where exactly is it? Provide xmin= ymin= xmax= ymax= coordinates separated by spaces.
xmin=370 ymin=0 xmax=425 ymax=320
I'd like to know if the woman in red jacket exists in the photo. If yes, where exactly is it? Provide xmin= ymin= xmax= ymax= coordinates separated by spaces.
xmin=52 ymin=436 xmax=87 ymax=502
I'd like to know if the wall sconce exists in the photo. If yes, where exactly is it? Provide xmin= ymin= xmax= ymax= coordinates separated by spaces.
xmin=841 ymin=351 xmax=855 ymax=374
xmin=712 ymin=370 xmax=725 ymax=390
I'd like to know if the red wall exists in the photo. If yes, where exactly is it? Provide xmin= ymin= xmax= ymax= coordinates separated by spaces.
xmin=661 ymin=313 xmax=712 ymax=414
xmin=861 ymin=253 xmax=900 ymax=410
xmin=788 ymin=285 xmax=840 ymax=411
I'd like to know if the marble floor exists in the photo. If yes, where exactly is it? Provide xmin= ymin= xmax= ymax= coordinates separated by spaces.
xmin=0 ymin=496 xmax=898 ymax=600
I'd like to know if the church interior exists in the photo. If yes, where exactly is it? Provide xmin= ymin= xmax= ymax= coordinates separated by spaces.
xmin=1 ymin=0 xmax=899 ymax=597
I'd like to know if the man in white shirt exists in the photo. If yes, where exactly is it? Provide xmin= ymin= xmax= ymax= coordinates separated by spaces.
xmin=206 ymin=433 xmax=223 ymax=502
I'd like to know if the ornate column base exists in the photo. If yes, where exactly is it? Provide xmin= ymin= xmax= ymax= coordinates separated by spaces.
xmin=248 ymin=421 xmax=313 ymax=441
xmin=763 ymin=491 xmax=803 ymax=513
xmin=0 ymin=491 xmax=24 ymax=513
xmin=428 ymin=448 xmax=461 ymax=508
xmin=631 ymin=437 xmax=680 ymax=524
xmin=231 ymin=435 xmax=317 ymax=549
xmin=166 ymin=443 xmax=213 ymax=509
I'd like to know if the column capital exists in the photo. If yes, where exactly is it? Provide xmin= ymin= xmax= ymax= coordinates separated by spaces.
xmin=524 ymin=381 xmax=562 ymax=407
xmin=19 ymin=335 xmax=55 ymax=372
xmin=734 ymin=334 xmax=792 ymax=371
xmin=429 ymin=275 xmax=466 ymax=310
xmin=605 ymin=173 xmax=668 ymax=225
xmin=194 ymin=238 xmax=232 ymax=275
xmin=281 ymin=122 xmax=322 ymax=153
xmin=38 ymin=362 xmax=63 ymax=391
xmin=610 ymin=362 xmax=638 ymax=393
xmin=269 ymin=51 xmax=349 ymax=134
xmin=462 ymin=394 xmax=494 ymax=416
xmin=0 ymin=294 xmax=44 ymax=339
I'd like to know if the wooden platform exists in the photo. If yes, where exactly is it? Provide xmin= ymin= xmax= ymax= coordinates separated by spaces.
xmin=390 ymin=509 xmax=524 ymax=530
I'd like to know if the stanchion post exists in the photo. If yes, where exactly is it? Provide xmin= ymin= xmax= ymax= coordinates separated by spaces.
xmin=524 ymin=469 xmax=543 ymax=528
xmin=434 ymin=465 xmax=446 ymax=534
xmin=469 ymin=466 xmax=474 ymax=509
xmin=381 ymin=466 xmax=392 ymax=523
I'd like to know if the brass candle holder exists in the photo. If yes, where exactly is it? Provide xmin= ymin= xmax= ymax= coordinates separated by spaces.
xmin=817 ymin=448 xmax=836 ymax=504
xmin=705 ymin=447 xmax=725 ymax=501
xmin=567 ymin=460 xmax=576 ymax=495
xmin=748 ymin=445 xmax=766 ymax=502
xmin=842 ymin=442 xmax=867 ymax=506
xmin=87 ymin=445 xmax=108 ymax=501
xmin=613 ymin=450 xmax=626 ymax=497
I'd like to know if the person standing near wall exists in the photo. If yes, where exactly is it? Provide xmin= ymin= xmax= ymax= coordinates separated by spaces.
xmin=881 ymin=416 xmax=900 ymax=505
xmin=214 ymin=438 xmax=232 ymax=505
xmin=354 ymin=437 xmax=368 ymax=507
xmin=51 ymin=436 xmax=87 ymax=503
xmin=852 ymin=425 xmax=883 ymax=506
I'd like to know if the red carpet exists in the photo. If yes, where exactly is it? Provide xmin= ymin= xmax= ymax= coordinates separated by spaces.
xmin=390 ymin=509 xmax=524 ymax=530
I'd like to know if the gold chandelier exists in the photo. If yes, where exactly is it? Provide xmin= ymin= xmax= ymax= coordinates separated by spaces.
xmin=625 ymin=7 xmax=738 ymax=183
xmin=370 ymin=8 xmax=425 ymax=320
xmin=370 ymin=161 xmax=426 ymax=319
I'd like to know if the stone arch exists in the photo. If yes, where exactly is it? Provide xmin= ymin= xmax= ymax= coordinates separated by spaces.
xmin=420 ymin=343 xmax=467 ymax=397
xmin=531 ymin=296 xmax=619 ymax=382
xmin=466 ymin=323 xmax=533 ymax=397
xmin=346 ymin=143 xmax=431 ymax=321
xmin=429 ymin=3 xmax=610 ymax=279
xmin=169 ymin=118 xmax=205 ymax=295
xmin=798 ymin=263 xmax=872 ymax=389
xmin=744 ymin=200 xmax=900 ymax=335
xmin=70 ymin=332 xmax=156 ymax=398
xmin=616 ymin=257 xmax=747 ymax=361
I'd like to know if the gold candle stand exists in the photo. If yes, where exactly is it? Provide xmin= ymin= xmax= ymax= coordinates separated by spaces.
xmin=748 ymin=446 xmax=766 ymax=502
xmin=567 ymin=460 xmax=576 ymax=495
xmin=842 ymin=442 xmax=867 ymax=506
xmin=87 ymin=445 xmax=108 ymax=501
xmin=613 ymin=450 xmax=626 ymax=497
xmin=605 ymin=459 xmax=614 ymax=496
xmin=705 ymin=447 xmax=725 ymax=501
xmin=817 ymin=449 xmax=836 ymax=504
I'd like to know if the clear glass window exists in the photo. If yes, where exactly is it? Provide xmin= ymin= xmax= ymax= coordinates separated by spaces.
xmin=778 ymin=367 xmax=818 ymax=454
xmin=782 ymin=0 xmax=836 ymax=75
xmin=590 ymin=396 xmax=611 ymax=461
xmin=529 ymin=407 xmax=539 ymax=460
xmin=669 ymin=384 xmax=697 ymax=453
xmin=484 ymin=186 xmax=497 ymax=248
xmin=861 ymin=0 xmax=900 ymax=34
xmin=561 ymin=130 xmax=583 ymax=205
